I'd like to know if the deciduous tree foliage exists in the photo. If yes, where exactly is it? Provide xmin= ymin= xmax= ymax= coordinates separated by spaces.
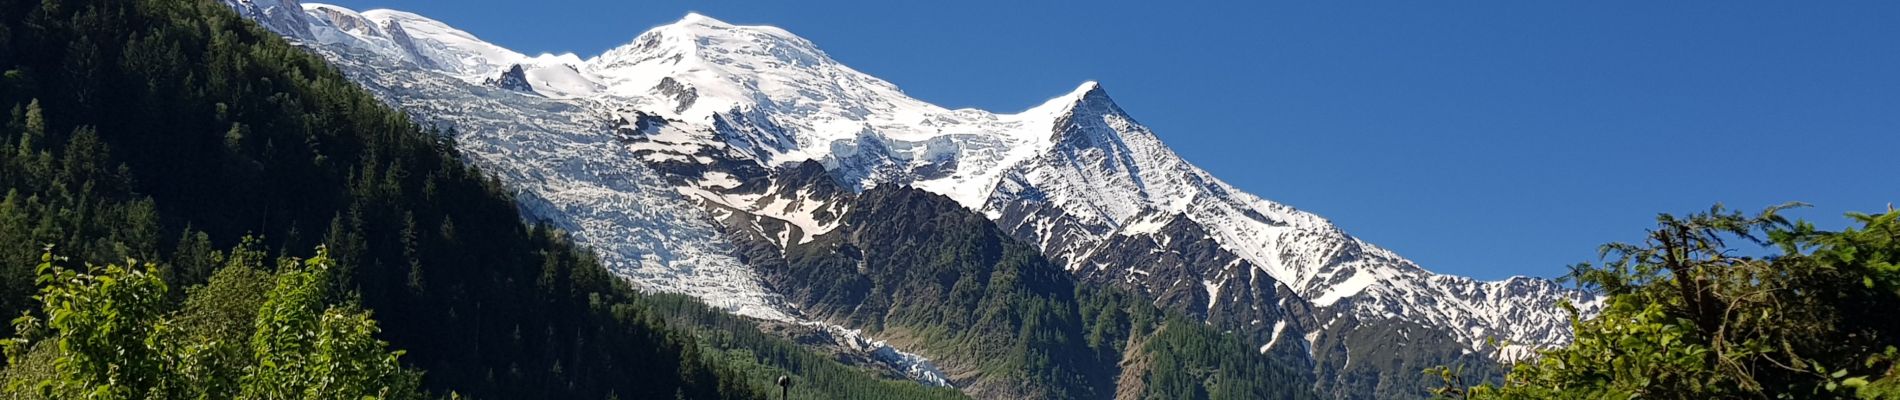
xmin=0 ymin=247 xmax=422 ymax=400
xmin=1431 ymin=205 xmax=1900 ymax=399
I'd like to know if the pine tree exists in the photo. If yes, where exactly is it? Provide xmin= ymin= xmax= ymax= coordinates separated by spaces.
xmin=17 ymin=99 xmax=42 ymax=156
xmin=401 ymin=212 xmax=424 ymax=294
xmin=172 ymin=227 xmax=217 ymax=286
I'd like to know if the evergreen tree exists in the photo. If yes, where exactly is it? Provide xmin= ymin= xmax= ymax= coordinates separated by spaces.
xmin=17 ymin=99 xmax=40 ymax=156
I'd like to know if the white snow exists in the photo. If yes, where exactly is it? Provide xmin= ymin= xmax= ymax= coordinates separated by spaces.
xmin=698 ymin=171 xmax=741 ymax=189
xmin=518 ymin=60 xmax=602 ymax=99
xmin=804 ymin=323 xmax=953 ymax=387
xmin=1309 ymin=269 xmax=1385 ymax=307
xmin=1202 ymin=279 xmax=1221 ymax=312
xmin=356 ymin=8 xmax=526 ymax=79
xmin=1262 ymin=320 xmax=1289 ymax=353
xmin=1119 ymin=212 xmax=1172 ymax=236
xmin=1495 ymin=344 xmax=1539 ymax=362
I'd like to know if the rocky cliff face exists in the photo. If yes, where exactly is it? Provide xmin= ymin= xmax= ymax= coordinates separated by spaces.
xmin=484 ymin=64 xmax=533 ymax=92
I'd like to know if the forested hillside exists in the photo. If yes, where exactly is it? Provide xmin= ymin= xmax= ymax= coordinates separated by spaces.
xmin=0 ymin=0 xmax=966 ymax=398
xmin=740 ymin=186 xmax=1317 ymax=399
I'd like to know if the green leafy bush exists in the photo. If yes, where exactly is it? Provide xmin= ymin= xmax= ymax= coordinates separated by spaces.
xmin=1 ymin=246 xmax=422 ymax=399
xmin=1432 ymin=205 xmax=1900 ymax=399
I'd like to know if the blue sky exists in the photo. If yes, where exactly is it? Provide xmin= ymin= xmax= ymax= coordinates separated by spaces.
xmin=317 ymin=0 xmax=1900 ymax=280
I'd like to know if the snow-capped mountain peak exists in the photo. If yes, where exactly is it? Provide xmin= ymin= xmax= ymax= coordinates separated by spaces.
xmin=589 ymin=13 xmax=933 ymax=130
xmin=1021 ymin=80 xmax=1107 ymax=121
xmin=1058 ymin=80 xmax=1107 ymax=105
xmin=224 ymin=1 xmax=1598 ymax=375
xmin=677 ymin=12 xmax=735 ymax=28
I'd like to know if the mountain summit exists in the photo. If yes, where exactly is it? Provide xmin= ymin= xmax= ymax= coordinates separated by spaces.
xmin=589 ymin=12 xmax=923 ymax=121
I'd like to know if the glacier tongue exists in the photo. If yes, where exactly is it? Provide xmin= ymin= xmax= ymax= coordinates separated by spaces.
xmin=227 ymin=0 xmax=1598 ymax=370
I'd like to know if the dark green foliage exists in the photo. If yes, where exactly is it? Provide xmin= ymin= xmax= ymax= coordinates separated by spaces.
xmin=1434 ymin=205 xmax=1900 ymax=399
xmin=1136 ymin=315 xmax=1317 ymax=400
xmin=779 ymin=187 xmax=1103 ymax=398
xmin=0 ymin=0 xmax=955 ymax=398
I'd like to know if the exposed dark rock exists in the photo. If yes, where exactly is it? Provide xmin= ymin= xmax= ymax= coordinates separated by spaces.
xmin=484 ymin=64 xmax=533 ymax=92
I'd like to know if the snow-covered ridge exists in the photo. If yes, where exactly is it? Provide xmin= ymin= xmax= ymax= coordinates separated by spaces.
xmin=224 ymin=0 xmax=1597 ymax=365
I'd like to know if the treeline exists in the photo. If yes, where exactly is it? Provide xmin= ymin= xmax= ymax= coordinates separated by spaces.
xmin=1432 ymin=205 xmax=1900 ymax=399
xmin=0 ymin=0 xmax=961 ymax=398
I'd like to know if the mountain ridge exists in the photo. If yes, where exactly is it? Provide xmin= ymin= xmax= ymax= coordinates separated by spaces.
xmin=220 ymin=2 xmax=1599 ymax=397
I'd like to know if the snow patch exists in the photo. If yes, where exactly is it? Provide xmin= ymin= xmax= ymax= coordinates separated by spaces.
xmin=1263 ymin=320 xmax=1289 ymax=353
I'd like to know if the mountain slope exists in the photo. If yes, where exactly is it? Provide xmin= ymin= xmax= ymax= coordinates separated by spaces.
xmin=0 ymin=0 xmax=971 ymax=398
xmin=583 ymin=10 xmax=1597 ymax=362
xmin=220 ymin=3 xmax=1599 ymax=398
xmin=780 ymin=187 xmax=1104 ymax=399
xmin=740 ymin=186 xmax=1319 ymax=399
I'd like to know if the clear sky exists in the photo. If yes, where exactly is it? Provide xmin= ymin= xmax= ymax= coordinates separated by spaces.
xmin=314 ymin=0 xmax=1900 ymax=281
